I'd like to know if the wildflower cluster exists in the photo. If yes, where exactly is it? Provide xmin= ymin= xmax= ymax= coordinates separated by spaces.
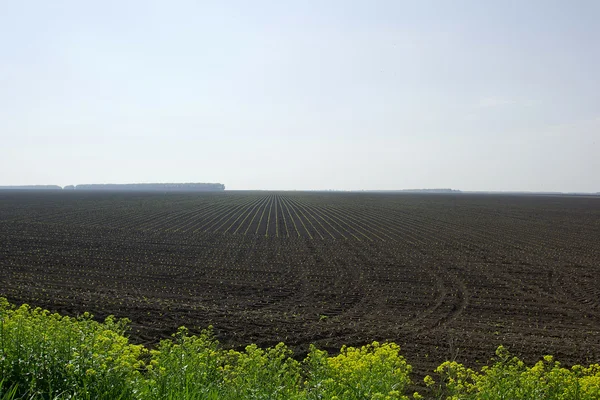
xmin=304 ymin=341 xmax=413 ymax=399
xmin=221 ymin=342 xmax=303 ymax=399
xmin=0 ymin=298 xmax=144 ymax=399
xmin=144 ymin=326 xmax=223 ymax=399
xmin=0 ymin=298 xmax=414 ymax=399
xmin=3 ymin=297 xmax=600 ymax=399
xmin=426 ymin=345 xmax=600 ymax=399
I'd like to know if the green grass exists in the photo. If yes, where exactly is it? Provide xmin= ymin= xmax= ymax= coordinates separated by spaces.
xmin=1 ymin=297 xmax=599 ymax=399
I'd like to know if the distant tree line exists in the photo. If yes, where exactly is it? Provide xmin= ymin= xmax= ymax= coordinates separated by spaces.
xmin=1 ymin=183 xmax=225 ymax=192
xmin=0 ymin=185 xmax=62 ymax=190
xmin=65 ymin=183 xmax=225 ymax=191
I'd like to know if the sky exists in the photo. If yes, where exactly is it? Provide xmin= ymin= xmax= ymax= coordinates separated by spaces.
xmin=1 ymin=1 xmax=599 ymax=192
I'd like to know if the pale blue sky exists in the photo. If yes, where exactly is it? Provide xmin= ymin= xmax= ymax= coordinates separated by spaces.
xmin=1 ymin=1 xmax=598 ymax=191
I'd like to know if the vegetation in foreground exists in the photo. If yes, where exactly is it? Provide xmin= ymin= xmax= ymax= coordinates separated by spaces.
xmin=1 ymin=298 xmax=599 ymax=399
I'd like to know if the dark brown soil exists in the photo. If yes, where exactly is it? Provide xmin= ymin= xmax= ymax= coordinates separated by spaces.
xmin=1 ymin=191 xmax=599 ymax=388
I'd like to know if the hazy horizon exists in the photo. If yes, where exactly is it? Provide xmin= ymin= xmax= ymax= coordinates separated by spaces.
xmin=1 ymin=184 xmax=599 ymax=194
xmin=1 ymin=1 xmax=599 ymax=192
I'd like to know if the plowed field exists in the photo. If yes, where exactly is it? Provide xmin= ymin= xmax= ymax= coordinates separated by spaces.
xmin=1 ymin=191 xmax=599 ymax=382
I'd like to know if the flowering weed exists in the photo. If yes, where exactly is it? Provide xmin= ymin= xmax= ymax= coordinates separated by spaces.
xmin=3 ymin=298 xmax=600 ymax=399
